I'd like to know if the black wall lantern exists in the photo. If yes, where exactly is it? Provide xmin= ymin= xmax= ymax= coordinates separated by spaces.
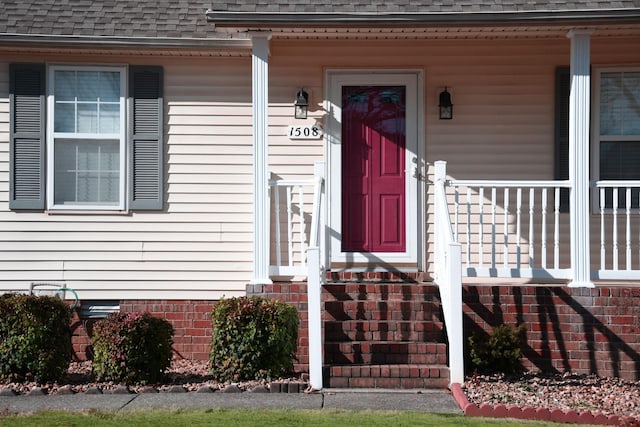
xmin=294 ymin=88 xmax=309 ymax=119
xmin=439 ymin=87 xmax=453 ymax=120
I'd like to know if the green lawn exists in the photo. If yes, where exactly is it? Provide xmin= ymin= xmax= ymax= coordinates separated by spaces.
xmin=0 ymin=408 xmax=587 ymax=427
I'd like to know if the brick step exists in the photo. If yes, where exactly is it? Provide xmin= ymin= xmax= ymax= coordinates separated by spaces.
xmin=324 ymin=300 xmax=442 ymax=321
xmin=324 ymin=341 xmax=448 ymax=365
xmin=322 ymin=283 xmax=440 ymax=303
xmin=324 ymin=364 xmax=450 ymax=389
xmin=325 ymin=322 xmax=444 ymax=343
xmin=326 ymin=271 xmax=429 ymax=283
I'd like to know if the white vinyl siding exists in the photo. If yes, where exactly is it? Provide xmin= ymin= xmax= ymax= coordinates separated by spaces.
xmin=0 ymin=56 xmax=253 ymax=299
xmin=0 ymin=33 xmax=638 ymax=299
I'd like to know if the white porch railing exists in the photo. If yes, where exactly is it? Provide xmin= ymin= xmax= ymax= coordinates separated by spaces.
xmin=269 ymin=176 xmax=323 ymax=277
xmin=436 ymin=162 xmax=640 ymax=282
xmin=595 ymin=180 xmax=640 ymax=280
xmin=447 ymin=178 xmax=573 ymax=280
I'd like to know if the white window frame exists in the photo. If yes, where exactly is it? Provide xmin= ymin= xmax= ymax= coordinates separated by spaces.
xmin=46 ymin=64 xmax=127 ymax=211
xmin=591 ymin=66 xmax=640 ymax=211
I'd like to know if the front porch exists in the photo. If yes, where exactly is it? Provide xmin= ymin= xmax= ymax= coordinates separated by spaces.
xmin=260 ymin=157 xmax=640 ymax=389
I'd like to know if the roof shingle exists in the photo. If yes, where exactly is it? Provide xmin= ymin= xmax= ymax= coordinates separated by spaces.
xmin=1 ymin=0 xmax=639 ymax=41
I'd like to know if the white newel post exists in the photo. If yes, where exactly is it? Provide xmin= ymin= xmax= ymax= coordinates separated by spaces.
xmin=434 ymin=161 xmax=464 ymax=385
xmin=250 ymin=32 xmax=273 ymax=285
xmin=567 ymin=30 xmax=594 ymax=288
xmin=307 ymin=161 xmax=325 ymax=390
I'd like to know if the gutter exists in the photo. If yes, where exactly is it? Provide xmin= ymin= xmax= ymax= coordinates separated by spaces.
xmin=0 ymin=33 xmax=253 ymax=50
xmin=206 ymin=8 xmax=640 ymax=27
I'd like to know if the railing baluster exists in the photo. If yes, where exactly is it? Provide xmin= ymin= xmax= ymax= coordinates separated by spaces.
xmin=466 ymin=187 xmax=472 ymax=267
xmin=286 ymin=186 xmax=293 ymax=267
xmin=529 ymin=188 xmax=535 ymax=269
xmin=479 ymin=187 xmax=484 ymax=268
xmin=613 ymin=187 xmax=619 ymax=271
xmin=504 ymin=188 xmax=509 ymax=269
xmin=554 ymin=187 xmax=560 ymax=270
xmin=491 ymin=187 xmax=496 ymax=270
xmin=626 ymin=187 xmax=631 ymax=270
xmin=541 ymin=188 xmax=548 ymax=269
xmin=516 ymin=188 xmax=522 ymax=270
xmin=274 ymin=186 xmax=282 ymax=267
xmin=298 ymin=186 xmax=306 ymax=265
xmin=454 ymin=187 xmax=459 ymax=242
xmin=600 ymin=187 xmax=606 ymax=270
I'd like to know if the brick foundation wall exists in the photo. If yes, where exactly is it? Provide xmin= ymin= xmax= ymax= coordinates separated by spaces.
xmin=464 ymin=286 xmax=640 ymax=381
xmin=68 ymin=285 xmax=640 ymax=382
xmin=71 ymin=300 xmax=215 ymax=361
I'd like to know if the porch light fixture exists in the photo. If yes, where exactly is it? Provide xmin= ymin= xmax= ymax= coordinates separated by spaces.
xmin=439 ymin=87 xmax=453 ymax=120
xmin=294 ymin=88 xmax=309 ymax=119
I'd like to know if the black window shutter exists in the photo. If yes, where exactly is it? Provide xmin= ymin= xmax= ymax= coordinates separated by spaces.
xmin=128 ymin=66 xmax=163 ymax=210
xmin=554 ymin=66 xmax=570 ymax=212
xmin=9 ymin=63 xmax=45 ymax=210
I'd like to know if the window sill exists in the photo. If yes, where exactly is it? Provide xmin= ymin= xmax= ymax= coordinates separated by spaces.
xmin=45 ymin=209 xmax=131 ymax=216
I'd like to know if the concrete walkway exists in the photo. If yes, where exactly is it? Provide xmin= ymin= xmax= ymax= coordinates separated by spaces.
xmin=0 ymin=389 xmax=462 ymax=414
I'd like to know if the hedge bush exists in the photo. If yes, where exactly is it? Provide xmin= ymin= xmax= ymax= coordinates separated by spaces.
xmin=0 ymin=293 xmax=73 ymax=383
xmin=92 ymin=312 xmax=174 ymax=384
xmin=468 ymin=323 xmax=526 ymax=375
xmin=210 ymin=296 xmax=299 ymax=382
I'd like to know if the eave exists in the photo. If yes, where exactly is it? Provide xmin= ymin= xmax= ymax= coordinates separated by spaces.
xmin=0 ymin=33 xmax=253 ymax=57
xmin=206 ymin=8 xmax=640 ymax=28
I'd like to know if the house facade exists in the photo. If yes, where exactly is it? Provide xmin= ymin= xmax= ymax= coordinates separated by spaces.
xmin=1 ymin=1 xmax=640 ymax=388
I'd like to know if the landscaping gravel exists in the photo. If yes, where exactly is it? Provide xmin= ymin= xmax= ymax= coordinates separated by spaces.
xmin=462 ymin=371 xmax=640 ymax=419
xmin=0 ymin=360 xmax=292 ymax=395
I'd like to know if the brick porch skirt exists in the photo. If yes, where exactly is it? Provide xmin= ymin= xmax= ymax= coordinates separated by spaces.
xmin=463 ymin=285 xmax=640 ymax=381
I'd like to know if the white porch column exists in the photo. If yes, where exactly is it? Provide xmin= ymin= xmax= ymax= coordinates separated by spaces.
xmin=567 ymin=30 xmax=594 ymax=288
xmin=250 ymin=32 xmax=273 ymax=285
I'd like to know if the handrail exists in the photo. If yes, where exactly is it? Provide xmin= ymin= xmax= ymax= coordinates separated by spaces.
xmin=596 ymin=180 xmax=640 ymax=187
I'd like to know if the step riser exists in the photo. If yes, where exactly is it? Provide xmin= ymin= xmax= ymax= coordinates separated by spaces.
xmin=326 ymin=352 xmax=447 ymax=365
xmin=324 ymin=301 xmax=441 ymax=321
xmin=325 ymin=320 xmax=444 ymax=334
xmin=325 ymin=330 xmax=444 ymax=343
xmin=326 ymin=377 xmax=450 ymax=389
xmin=325 ymin=365 xmax=450 ymax=389
xmin=323 ymin=284 xmax=440 ymax=302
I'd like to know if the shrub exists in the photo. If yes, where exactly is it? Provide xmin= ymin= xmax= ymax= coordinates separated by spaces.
xmin=0 ymin=293 xmax=73 ymax=383
xmin=468 ymin=323 xmax=526 ymax=375
xmin=210 ymin=296 xmax=299 ymax=382
xmin=92 ymin=312 xmax=174 ymax=384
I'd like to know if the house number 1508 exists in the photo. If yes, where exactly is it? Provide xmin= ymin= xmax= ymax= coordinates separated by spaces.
xmin=287 ymin=125 xmax=323 ymax=140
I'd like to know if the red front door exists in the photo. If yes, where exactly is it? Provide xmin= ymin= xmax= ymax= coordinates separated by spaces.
xmin=341 ymin=86 xmax=406 ymax=253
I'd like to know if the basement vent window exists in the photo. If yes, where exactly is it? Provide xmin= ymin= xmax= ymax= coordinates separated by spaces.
xmin=79 ymin=300 xmax=120 ymax=319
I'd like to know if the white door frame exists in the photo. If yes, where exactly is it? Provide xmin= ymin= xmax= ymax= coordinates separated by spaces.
xmin=325 ymin=69 xmax=424 ymax=269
